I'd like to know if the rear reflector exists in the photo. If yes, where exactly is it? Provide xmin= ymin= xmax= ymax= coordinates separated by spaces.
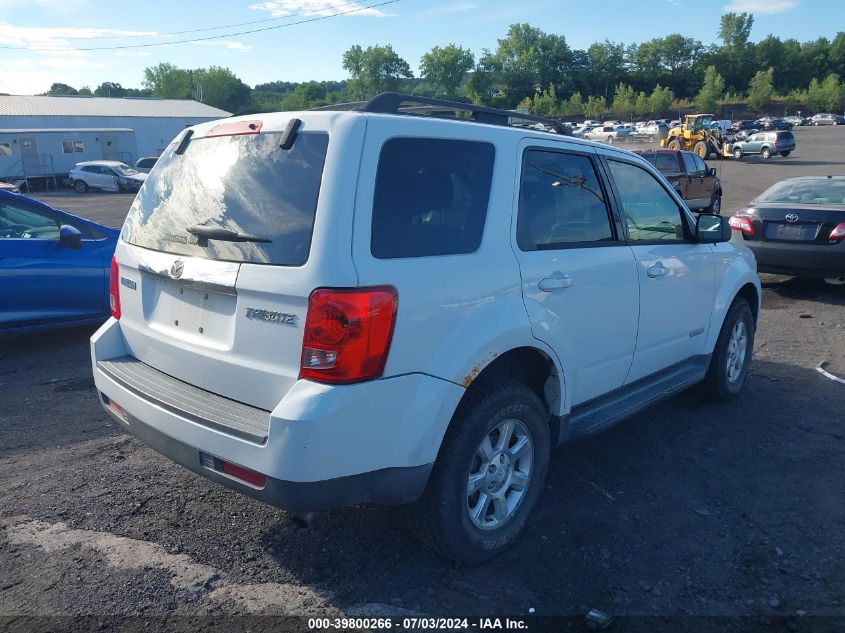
xmin=729 ymin=215 xmax=755 ymax=236
xmin=829 ymin=222 xmax=845 ymax=240
xmin=220 ymin=461 xmax=267 ymax=488
xmin=109 ymin=256 xmax=121 ymax=319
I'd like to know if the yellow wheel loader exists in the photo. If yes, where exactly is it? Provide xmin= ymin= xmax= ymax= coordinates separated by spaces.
xmin=660 ymin=114 xmax=732 ymax=159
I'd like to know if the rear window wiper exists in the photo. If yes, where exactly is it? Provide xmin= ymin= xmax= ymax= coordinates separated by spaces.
xmin=186 ymin=225 xmax=272 ymax=246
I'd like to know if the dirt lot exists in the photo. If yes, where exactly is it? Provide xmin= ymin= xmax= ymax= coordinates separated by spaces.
xmin=2 ymin=125 xmax=844 ymax=630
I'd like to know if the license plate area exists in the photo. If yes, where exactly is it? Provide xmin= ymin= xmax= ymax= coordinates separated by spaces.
xmin=764 ymin=222 xmax=819 ymax=242
xmin=144 ymin=278 xmax=237 ymax=345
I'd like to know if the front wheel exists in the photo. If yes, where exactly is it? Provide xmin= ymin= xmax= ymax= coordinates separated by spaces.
xmin=708 ymin=192 xmax=722 ymax=214
xmin=780 ymin=151 xmax=791 ymax=157
xmin=761 ymin=147 xmax=772 ymax=159
xmin=733 ymin=147 xmax=743 ymax=160
xmin=606 ymin=135 xmax=614 ymax=144
xmin=73 ymin=180 xmax=88 ymax=193
xmin=667 ymin=139 xmax=682 ymax=151
xmin=701 ymin=299 xmax=755 ymax=402
xmin=407 ymin=379 xmax=550 ymax=564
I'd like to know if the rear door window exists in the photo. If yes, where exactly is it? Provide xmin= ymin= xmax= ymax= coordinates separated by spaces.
xmin=121 ymin=131 xmax=329 ymax=266
xmin=681 ymin=152 xmax=700 ymax=175
xmin=371 ymin=138 xmax=495 ymax=259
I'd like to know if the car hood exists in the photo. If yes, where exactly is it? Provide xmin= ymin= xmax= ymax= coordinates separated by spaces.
xmin=122 ymin=172 xmax=148 ymax=182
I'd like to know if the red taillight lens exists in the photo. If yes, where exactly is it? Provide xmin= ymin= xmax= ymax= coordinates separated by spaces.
xmin=109 ymin=256 xmax=121 ymax=319
xmin=220 ymin=461 xmax=267 ymax=488
xmin=729 ymin=215 xmax=755 ymax=236
xmin=300 ymin=287 xmax=398 ymax=384
xmin=829 ymin=222 xmax=845 ymax=240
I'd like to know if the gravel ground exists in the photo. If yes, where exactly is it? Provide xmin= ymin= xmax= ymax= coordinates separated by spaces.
xmin=1 ymin=125 xmax=844 ymax=630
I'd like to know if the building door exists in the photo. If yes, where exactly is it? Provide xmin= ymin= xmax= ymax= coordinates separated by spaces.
xmin=19 ymin=137 xmax=41 ymax=177
xmin=100 ymin=134 xmax=119 ymax=161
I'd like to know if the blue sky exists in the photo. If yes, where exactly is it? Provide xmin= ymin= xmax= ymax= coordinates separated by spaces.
xmin=0 ymin=0 xmax=840 ymax=95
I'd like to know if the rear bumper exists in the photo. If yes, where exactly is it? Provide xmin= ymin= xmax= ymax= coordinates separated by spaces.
xmin=91 ymin=318 xmax=464 ymax=513
xmin=735 ymin=236 xmax=845 ymax=277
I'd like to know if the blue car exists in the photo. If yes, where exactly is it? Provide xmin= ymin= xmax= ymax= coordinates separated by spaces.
xmin=0 ymin=190 xmax=119 ymax=335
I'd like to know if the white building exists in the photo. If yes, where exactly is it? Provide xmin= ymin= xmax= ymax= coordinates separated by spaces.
xmin=0 ymin=95 xmax=230 ymax=184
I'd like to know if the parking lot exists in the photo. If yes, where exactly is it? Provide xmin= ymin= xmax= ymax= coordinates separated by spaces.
xmin=2 ymin=125 xmax=844 ymax=628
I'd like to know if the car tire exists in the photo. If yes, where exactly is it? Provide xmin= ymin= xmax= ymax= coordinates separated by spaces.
xmin=407 ymin=379 xmax=550 ymax=564
xmin=701 ymin=298 xmax=755 ymax=402
xmin=761 ymin=147 xmax=772 ymax=159
xmin=733 ymin=147 xmax=743 ymax=160
xmin=73 ymin=180 xmax=88 ymax=193
xmin=708 ymin=192 xmax=722 ymax=214
xmin=693 ymin=141 xmax=708 ymax=159
xmin=606 ymin=135 xmax=614 ymax=144
xmin=780 ymin=151 xmax=791 ymax=157
xmin=667 ymin=139 xmax=682 ymax=151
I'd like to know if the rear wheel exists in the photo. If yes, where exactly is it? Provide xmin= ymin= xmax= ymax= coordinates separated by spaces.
xmin=667 ymin=139 xmax=682 ymax=151
xmin=701 ymin=299 xmax=755 ymax=402
xmin=780 ymin=151 xmax=791 ymax=157
xmin=606 ymin=135 xmax=614 ymax=144
xmin=761 ymin=147 xmax=772 ymax=159
xmin=733 ymin=147 xmax=743 ymax=160
xmin=73 ymin=180 xmax=88 ymax=193
xmin=407 ymin=379 xmax=550 ymax=564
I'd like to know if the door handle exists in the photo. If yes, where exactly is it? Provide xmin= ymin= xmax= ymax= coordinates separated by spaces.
xmin=647 ymin=263 xmax=670 ymax=278
xmin=538 ymin=275 xmax=573 ymax=292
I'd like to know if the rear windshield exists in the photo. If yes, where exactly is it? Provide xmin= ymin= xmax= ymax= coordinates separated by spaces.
xmin=775 ymin=131 xmax=795 ymax=140
xmin=638 ymin=152 xmax=680 ymax=172
xmin=757 ymin=179 xmax=845 ymax=205
xmin=121 ymin=131 xmax=329 ymax=266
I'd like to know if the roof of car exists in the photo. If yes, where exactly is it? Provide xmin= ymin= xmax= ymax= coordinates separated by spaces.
xmin=73 ymin=160 xmax=128 ymax=167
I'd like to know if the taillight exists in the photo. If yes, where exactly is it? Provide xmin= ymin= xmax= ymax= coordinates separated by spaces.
xmin=300 ymin=287 xmax=398 ymax=384
xmin=830 ymin=222 xmax=845 ymax=240
xmin=729 ymin=215 xmax=755 ymax=236
xmin=109 ymin=256 xmax=121 ymax=319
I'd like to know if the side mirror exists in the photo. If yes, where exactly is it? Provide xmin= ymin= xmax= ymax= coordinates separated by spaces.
xmin=59 ymin=224 xmax=83 ymax=249
xmin=708 ymin=167 xmax=718 ymax=177
xmin=695 ymin=213 xmax=731 ymax=243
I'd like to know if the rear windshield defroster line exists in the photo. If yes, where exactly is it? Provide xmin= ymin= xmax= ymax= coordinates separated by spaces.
xmin=121 ymin=131 xmax=329 ymax=267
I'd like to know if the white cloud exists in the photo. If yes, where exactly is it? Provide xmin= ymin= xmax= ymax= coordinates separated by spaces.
xmin=190 ymin=40 xmax=253 ymax=53
xmin=114 ymin=50 xmax=152 ymax=57
xmin=249 ymin=0 xmax=389 ymax=18
xmin=0 ymin=21 xmax=160 ymax=52
xmin=723 ymin=0 xmax=798 ymax=14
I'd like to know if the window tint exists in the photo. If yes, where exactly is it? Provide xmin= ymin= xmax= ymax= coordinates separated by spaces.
xmin=608 ymin=160 xmax=686 ymax=242
xmin=371 ymin=138 xmax=494 ymax=259
xmin=639 ymin=152 xmax=679 ymax=172
xmin=681 ymin=152 xmax=699 ymax=175
xmin=692 ymin=154 xmax=707 ymax=175
xmin=81 ymin=165 xmax=98 ymax=173
xmin=0 ymin=201 xmax=60 ymax=239
xmin=137 ymin=158 xmax=157 ymax=168
xmin=517 ymin=150 xmax=613 ymax=250
xmin=123 ymin=132 xmax=329 ymax=266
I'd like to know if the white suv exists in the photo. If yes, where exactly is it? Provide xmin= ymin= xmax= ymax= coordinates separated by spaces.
xmin=91 ymin=93 xmax=761 ymax=563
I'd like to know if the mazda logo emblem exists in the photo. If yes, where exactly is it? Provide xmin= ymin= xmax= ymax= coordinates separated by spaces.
xmin=785 ymin=213 xmax=799 ymax=223
xmin=170 ymin=260 xmax=184 ymax=278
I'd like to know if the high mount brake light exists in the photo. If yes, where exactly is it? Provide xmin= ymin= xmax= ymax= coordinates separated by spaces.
xmin=300 ymin=287 xmax=398 ymax=384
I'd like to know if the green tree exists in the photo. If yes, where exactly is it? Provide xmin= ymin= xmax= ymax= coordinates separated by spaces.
xmin=143 ymin=63 xmax=193 ymax=99
xmin=588 ymin=39 xmax=625 ymax=99
xmin=47 ymin=83 xmax=78 ymax=95
xmin=634 ymin=91 xmax=650 ymax=118
xmin=808 ymin=73 xmax=843 ymax=111
xmin=191 ymin=66 xmax=251 ymax=112
xmin=612 ymin=83 xmax=635 ymax=118
xmin=718 ymin=12 xmax=754 ymax=49
xmin=532 ymin=84 xmax=558 ymax=116
xmin=342 ymin=44 xmax=366 ymax=100
xmin=696 ymin=66 xmax=725 ymax=113
xmin=94 ymin=82 xmax=126 ymax=98
xmin=564 ymin=91 xmax=583 ymax=115
xmin=648 ymin=84 xmax=674 ymax=116
xmin=342 ymin=44 xmax=412 ymax=98
xmin=747 ymin=67 xmax=775 ymax=112
xmin=77 ymin=86 xmax=93 ymax=96
xmin=584 ymin=95 xmax=607 ymax=119
xmin=419 ymin=44 xmax=475 ymax=99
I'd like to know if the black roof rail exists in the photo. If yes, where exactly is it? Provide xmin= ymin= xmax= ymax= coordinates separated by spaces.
xmin=312 ymin=92 xmax=572 ymax=136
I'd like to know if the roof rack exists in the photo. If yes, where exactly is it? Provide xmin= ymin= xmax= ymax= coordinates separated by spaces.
xmin=313 ymin=92 xmax=571 ymax=136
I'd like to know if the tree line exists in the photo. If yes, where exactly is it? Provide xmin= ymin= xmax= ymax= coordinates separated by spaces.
xmin=44 ymin=12 xmax=845 ymax=118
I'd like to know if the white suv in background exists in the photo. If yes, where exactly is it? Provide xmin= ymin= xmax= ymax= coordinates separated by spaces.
xmin=70 ymin=160 xmax=147 ymax=193
xmin=91 ymin=93 xmax=760 ymax=563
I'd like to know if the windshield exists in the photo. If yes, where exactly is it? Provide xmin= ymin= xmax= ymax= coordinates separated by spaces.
xmin=757 ymin=179 xmax=845 ymax=205
xmin=121 ymin=131 xmax=329 ymax=266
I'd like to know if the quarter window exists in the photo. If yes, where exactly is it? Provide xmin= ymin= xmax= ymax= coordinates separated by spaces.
xmin=607 ymin=160 xmax=687 ymax=242
xmin=517 ymin=150 xmax=613 ymax=250
xmin=371 ymin=138 xmax=495 ymax=259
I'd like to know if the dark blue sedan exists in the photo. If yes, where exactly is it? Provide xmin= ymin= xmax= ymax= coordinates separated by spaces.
xmin=0 ymin=190 xmax=119 ymax=335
